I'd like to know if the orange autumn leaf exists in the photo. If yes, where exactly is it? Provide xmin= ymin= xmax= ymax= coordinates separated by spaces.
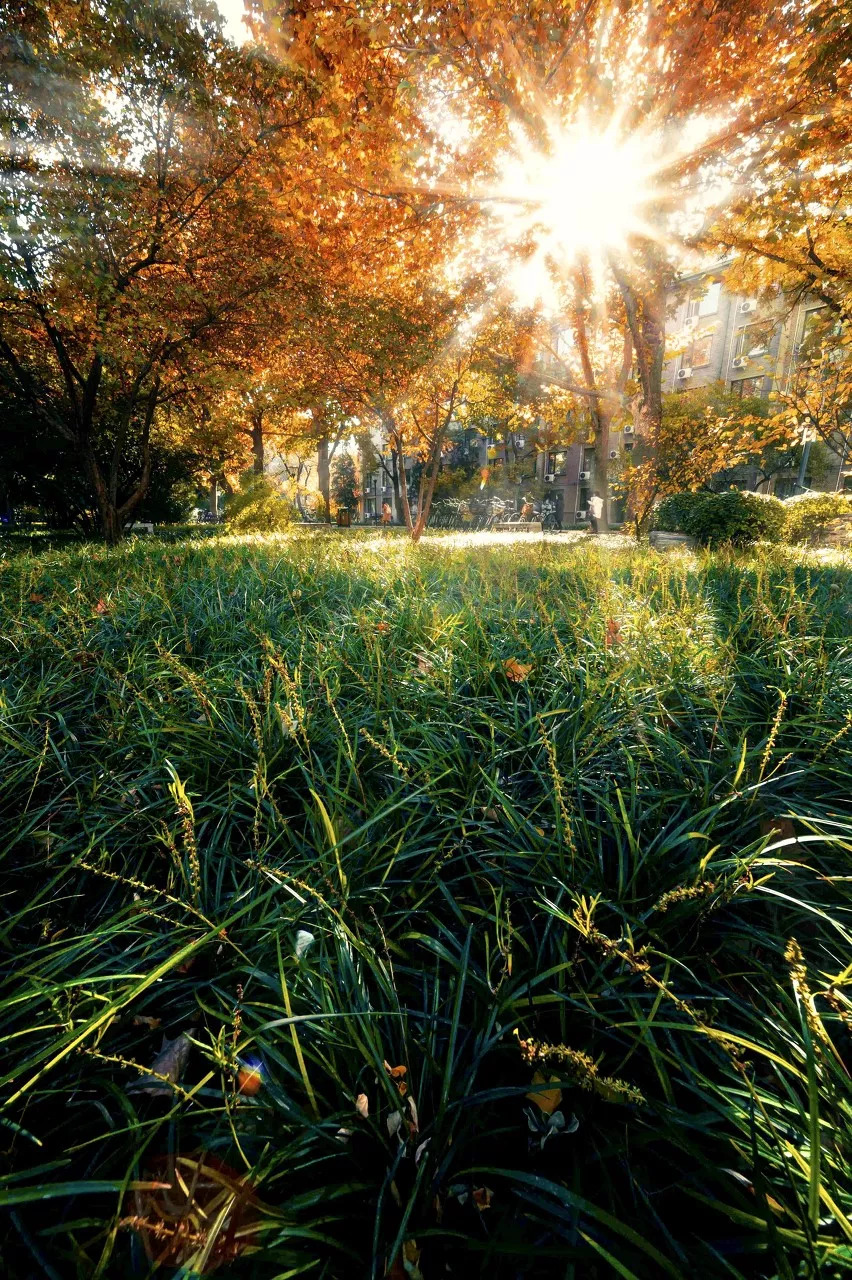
xmin=604 ymin=617 xmax=622 ymax=648
xmin=29 ymin=593 xmax=45 ymax=603
xmin=95 ymin=598 xmax=109 ymax=615
xmin=383 ymin=1061 xmax=407 ymax=1079
xmin=375 ymin=621 xmax=391 ymax=634
xmin=526 ymin=1070 xmax=562 ymax=1115
xmin=504 ymin=658 xmax=533 ymax=683
xmin=472 ymin=1186 xmax=494 ymax=1211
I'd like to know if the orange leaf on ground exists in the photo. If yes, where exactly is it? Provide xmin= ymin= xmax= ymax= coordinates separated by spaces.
xmin=604 ymin=617 xmax=622 ymax=648
xmin=473 ymin=1186 xmax=494 ymax=1211
xmin=504 ymin=658 xmax=533 ymax=683
xmin=355 ymin=1092 xmax=369 ymax=1118
xmin=95 ymin=598 xmax=109 ymax=615
xmin=29 ymin=593 xmax=44 ymax=603
xmin=375 ymin=621 xmax=390 ymax=633
xmin=526 ymin=1070 xmax=562 ymax=1114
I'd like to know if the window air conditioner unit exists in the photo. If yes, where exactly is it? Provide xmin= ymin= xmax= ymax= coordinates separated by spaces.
xmin=623 ymin=424 xmax=635 ymax=435
xmin=676 ymin=367 xmax=692 ymax=380
xmin=732 ymin=355 xmax=749 ymax=369
xmin=579 ymin=470 xmax=591 ymax=481
xmin=683 ymin=316 xmax=696 ymax=332
xmin=609 ymin=449 xmax=618 ymax=460
xmin=748 ymin=345 xmax=767 ymax=357
xmin=544 ymin=473 xmax=555 ymax=482
xmin=740 ymin=300 xmax=756 ymax=313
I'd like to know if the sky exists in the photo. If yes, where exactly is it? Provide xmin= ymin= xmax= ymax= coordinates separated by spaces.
xmin=212 ymin=0 xmax=250 ymax=45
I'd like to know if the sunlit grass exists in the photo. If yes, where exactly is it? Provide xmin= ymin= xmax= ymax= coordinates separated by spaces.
xmin=1 ymin=533 xmax=851 ymax=1277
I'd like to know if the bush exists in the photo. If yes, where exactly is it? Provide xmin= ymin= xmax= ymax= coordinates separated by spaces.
xmin=783 ymin=492 xmax=852 ymax=543
xmin=656 ymin=489 xmax=785 ymax=546
xmin=653 ymin=491 xmax=711 ymax=533
xmin=225 ymin=477 xmax=296 ymax=532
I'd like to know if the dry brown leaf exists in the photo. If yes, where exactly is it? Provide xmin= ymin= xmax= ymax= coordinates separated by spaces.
xmin=127 ymin=1032 xmax=191 ymax=1096
xmin=504 ymin=658 xmax=533 ymax=683
xmin=473 ymin=1186 xmax=494 ymax=1211
xmin=355 ymin=1092 xmax=369 ymax=1118
xmin=604 ymin=617 xmax=623 ymax=648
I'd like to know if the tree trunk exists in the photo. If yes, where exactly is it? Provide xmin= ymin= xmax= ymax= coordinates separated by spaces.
xmin=572 ymin=281 xmax=610 ymax=532
xmin=612 ymin=260 xmax=666 ymax=439
xmin=317 ymin=433 xmax=331 ymax=522
xmin=209 ymin=475 xmax=220 ymax=521
xmin=250 ymin=413 xmax=264 ymax=476
xmin=412 ymin=442 xmax=443 ymax=542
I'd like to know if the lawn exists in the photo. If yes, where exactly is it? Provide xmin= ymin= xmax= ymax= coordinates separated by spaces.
xmin=1 ymin=532 xmax=851 ymax=1278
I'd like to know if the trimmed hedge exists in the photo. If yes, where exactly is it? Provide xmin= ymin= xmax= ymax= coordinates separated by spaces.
xmin=783 ymin=492 xmax=852 ymax=543
xmin=655 ymin=490 xmax=786 ymax=546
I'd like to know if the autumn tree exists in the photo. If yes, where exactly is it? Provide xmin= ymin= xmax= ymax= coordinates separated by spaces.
xmin=0 ymin=0 xmax=346 ymax=541
xmin=619 ymin=384 xmax=795 ymax=534
xmin=767 ymin=318 xmax=852 ymax=470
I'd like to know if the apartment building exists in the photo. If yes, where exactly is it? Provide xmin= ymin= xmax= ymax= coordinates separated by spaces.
xmin=665 ymin=259 xmax=850 ymax=494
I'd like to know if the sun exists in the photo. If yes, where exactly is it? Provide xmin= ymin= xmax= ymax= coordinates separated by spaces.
xmin=491 ymin=120 xmax=659 ymax=297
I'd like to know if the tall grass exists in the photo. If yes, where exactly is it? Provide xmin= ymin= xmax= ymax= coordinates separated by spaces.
xmin=1 ymin=532 xmax=851 ymax=1277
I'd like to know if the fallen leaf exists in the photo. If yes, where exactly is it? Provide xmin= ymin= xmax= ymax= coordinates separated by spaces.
xmin=95 ymin=598 xmax=109 ymax=615
xmin=130 ymin=1152 xmax=259 ymax=1270
xmin=416 ymin=654 xmax=434 ymax=675
xmin=504 ymin=658 xmax=533 ymax=683
xmin=132 ymin=1016 xmax=162 ymax=1030
xmin=760 ymin=817 xmax=796 ymax=842
xmin=29 ymin=593 xmax=44 ymax=603
xmin=355 ymin=1092 xmax=369 ymax=1118
xmin=604 ymin=617 xmax=622 ymax=648
xmin=526 ymin=1070 xmax=562 ymax=1115
xmin=294 ymin=929 xmax=315 ymax=959
xmin=384 ymin=1061 xmax=407 ymax=1079
xmin=473 ymin=1186 xmax=494 ymax=1211
xmin=127 ymin=1032 xmax=192 ymax=1096
xmin=375 ymin=621 xmax=391 ymax=634
xmin=386 ymin=1110 xmax=404 ymax=1139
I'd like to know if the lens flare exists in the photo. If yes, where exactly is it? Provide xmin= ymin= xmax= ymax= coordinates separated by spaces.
xmin=489 ymin=119 xmax=663 ymax=304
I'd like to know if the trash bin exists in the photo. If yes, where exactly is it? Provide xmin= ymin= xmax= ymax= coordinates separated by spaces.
xmin=336 ymin=509 xmax=351 ymax=528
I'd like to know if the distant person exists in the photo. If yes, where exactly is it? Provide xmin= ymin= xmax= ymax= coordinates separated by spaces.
xmin=588 ymin=490 xmax=603 ymax=535
xmin=520 ymin=495 xmax=535 ymax=521
xmin=381 ymin=501 xmax=392 ymax=526
xmin=553 ymin=490 xmax=563 ymax=531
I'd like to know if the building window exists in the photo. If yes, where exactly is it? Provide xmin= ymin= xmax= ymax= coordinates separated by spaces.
xmin=546 ymin=450 xmax=568 ymax=476
xmin=689 ymin=334 xmax=714 ymax=368
xmin=730 ymin=376 xmax=765 ymax=397
xmin=686 ymin=280 xmax=721 ymax=320
xmin=733 ymin=322 xmax=776 ymax=359
xmin=698 ymin=281 xmax=721 ymax=316
xmin=796 ymin=306 xmax=831 ymax=363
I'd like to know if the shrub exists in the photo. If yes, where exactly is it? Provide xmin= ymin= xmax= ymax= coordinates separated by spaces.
xmin=225 ymin=477 xmax=295 ymax=532
xmin=656 ymin=489 xmax=785 ymax=546
xmin=783 ymin=492 xmax=852 ymax=543
xmin=653 ymin=491 xmax=712 ymax=533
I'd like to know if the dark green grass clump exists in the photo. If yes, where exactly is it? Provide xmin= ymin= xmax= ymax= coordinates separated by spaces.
xmin=1 ymin=533 xmax=851 ymax=1278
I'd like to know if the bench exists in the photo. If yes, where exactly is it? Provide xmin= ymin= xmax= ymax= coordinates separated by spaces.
xmin=128 ymin=522 xmax=154 ymax=534
xmin=495 ymin=521 xmax=543 ymax=533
